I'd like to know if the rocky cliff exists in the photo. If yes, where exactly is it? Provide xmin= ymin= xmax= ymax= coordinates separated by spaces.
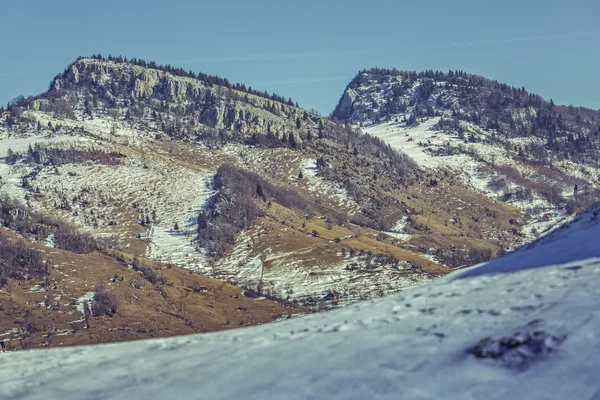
xmin=45 ymin=58 xmax=317 ymax=143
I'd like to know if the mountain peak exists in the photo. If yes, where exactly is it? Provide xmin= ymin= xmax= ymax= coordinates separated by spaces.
xmin=51 ymin=55 xmax=299 ymax=107
xmin=22 ymin=55 xmax=321 ymax=145
xmin=332 ymin=68 xmax=547 ymax=123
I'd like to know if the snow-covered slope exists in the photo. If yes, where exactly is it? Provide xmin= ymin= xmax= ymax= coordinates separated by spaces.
xmin=455 ymin=202 xmax=600 ymax=278
xmin=2 ymin=206 xmax=599 ymax=400
xmin=335 ymin=68 xmax=600 ymax=246
xmin=363 ymin=119 xmax=577 ymax=244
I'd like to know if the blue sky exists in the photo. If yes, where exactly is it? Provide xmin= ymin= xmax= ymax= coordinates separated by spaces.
xmin=1 ymin=0 xmax=598 ymax=114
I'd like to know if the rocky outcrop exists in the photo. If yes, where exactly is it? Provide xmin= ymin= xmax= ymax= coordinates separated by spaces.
xmin=332 ymin=88 xmax=357 ymax=121
xmin=29 ymin=99 xmax=51 ymax=112
xmin=133 ymin=69 xmax=162 ymax=98
xmin=198 ymin=101 xmax=301 ymax=142
xmin=47 ymin=58 xmax=313 ymax=143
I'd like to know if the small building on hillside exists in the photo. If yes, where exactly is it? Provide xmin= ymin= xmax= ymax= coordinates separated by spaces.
xmin=323 ymin=290 xmax=341 ymax=301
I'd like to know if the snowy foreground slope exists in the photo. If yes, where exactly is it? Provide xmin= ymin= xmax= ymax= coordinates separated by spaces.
xmin=2 ymin=207 xmax=600 ymax=400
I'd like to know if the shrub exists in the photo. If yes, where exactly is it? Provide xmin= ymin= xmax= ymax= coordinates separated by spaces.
xmin=198 ymin=164 xmax=308 ymax=256
xmin=54 ymin=223 xmax=96 ymax=254
xmin=0 ymin=195 xmax=96 ymax=254
xmin=435 ymin=246 xmax=495 ymax=269
xmin=566 ymin=189 xmax=600 ymax=214
xmin=486 ymin=178 xmax=507 ymax=192
xmin=139 ymin=265 xmax=166 ymax=285
xmin=0 ymin=234 xmax=46 ymax=284
xmin=91 ymin=287 xmax=120 ymax=317
xmin=25 ymin=145 xmax=124 ymax=166
xmin=492 ymin=165 xmax=565 ymax=207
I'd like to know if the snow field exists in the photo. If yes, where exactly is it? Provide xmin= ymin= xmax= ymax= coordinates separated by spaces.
xmin=3 ymin=218 xmax=599 ymax=399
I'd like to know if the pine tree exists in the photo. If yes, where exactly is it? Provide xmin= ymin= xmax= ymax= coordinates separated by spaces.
xmin=256 ymin=184 xmax=264 ymax=200
xmin=6 ymin=148 xmax=16 ymax=165
xmin=288 ymin=133 xmax=297 ymax=148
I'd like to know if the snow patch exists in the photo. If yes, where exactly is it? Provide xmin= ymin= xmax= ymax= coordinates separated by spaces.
xmin=75 ymin=292 xmax=95 ymax=315
xmin=2 ymin=233 xmax=599 ymax=400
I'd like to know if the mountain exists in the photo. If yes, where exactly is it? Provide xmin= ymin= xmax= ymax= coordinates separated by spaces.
xmin=3 ymin=200 xmax=599 ymax=400
xmin=1 ymin=57 xmax=599 ymax=349
xmin=333 ymin=68 xmax=600 ymax=232
xmin=43 ymin=56 xmax=310 ymax=143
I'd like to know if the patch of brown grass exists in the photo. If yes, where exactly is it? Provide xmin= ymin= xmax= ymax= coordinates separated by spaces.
xmin=0 ymin=228 xmax=304 ymax=351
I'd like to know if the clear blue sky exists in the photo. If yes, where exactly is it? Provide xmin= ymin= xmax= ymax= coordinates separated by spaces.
xmin=1 ymin=0 xmax=599 ymax=114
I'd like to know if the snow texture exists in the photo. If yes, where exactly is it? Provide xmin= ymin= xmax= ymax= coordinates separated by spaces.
xmin=455 ymin=202 xmax=600 ymax=278
xmin=75 ymin=292 xmax=95 ymax=315
xmin=2 ymin=204 xmax=599 ymax=400
xmin=300 ymin=158 xmax=360 ymax=214
xmin=145 ymin=174 xmax=215 ymax=267
xmin=364 ymin=118 xmax=584 ymax=247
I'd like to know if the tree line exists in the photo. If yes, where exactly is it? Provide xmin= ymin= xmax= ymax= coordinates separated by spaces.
xmin=0 ymin=195 xmax=96 ymax=254
xmin=197 ymin=163 xmax=308 ymax=256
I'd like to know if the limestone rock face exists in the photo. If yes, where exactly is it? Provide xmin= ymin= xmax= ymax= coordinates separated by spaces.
xmin=29 ymin=99 xmax=50 ymax=112
xmin=46 ymin=58 xmax=315 ymax=144
xmin=134 ymin=69 xmax=162 ymax=98
xmin=198 ymin=101 xmax=294 ymax=140
xmin=335 ymin=88 xmax=357 ymax=120
xmin=200 ymin=103 xmax=227 ymax=127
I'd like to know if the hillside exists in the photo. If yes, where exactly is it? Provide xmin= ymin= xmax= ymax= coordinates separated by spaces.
xmin=0 ymin=224 xmax=302 ymax=351
xmin=2 ymin=201 xmax=599 ymax=399
xmin=1 ymin=58 xmax=598 ymax=348
xmin=333 ymin=68 xmax=600 ymax=241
